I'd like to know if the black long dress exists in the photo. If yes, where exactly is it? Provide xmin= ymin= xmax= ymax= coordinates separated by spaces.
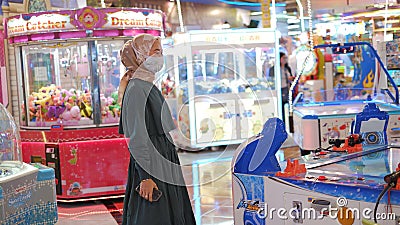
xmin=119 ymin=78 xmax=196 ymax=225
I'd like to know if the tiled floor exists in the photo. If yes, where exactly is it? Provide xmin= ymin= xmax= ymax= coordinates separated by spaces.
xmin=55 ymin=139 xmax=299 ymax=225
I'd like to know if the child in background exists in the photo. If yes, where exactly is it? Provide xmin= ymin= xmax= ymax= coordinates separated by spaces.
xmin=334 ymin=72 xmax=348 ymax=100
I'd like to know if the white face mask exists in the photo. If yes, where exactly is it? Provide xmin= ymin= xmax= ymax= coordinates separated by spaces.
xmin=143 ymin=55 xmax=164 ymax=74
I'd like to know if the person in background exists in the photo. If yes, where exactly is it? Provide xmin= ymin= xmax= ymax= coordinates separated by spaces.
xmin=118 ymin=34 xmax=196 ymax=225
xmin=268 ymin=52 xmax=294 ymax=123
xmin=333 ymin=72 xmax=345 ymax=87
xmin=334 ymin=72 xmax=348 ymax=100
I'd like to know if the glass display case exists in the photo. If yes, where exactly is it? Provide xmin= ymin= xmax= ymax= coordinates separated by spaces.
xmin=0 ymin=102 xmax=23 ymax=173
xmin=160 ymin=29 xmax=281 ymax=149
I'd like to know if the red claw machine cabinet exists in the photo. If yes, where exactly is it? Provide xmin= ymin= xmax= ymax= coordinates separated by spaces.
xmin=5 ymin=7 xmax=165 ymax=201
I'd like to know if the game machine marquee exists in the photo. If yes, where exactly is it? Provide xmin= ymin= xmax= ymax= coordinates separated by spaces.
xmin=5 ymin=7 xmax=165 ymax=200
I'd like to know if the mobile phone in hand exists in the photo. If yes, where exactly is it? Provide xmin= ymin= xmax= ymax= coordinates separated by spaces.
xmin=135 ymin=185 xmax=162 ymax=201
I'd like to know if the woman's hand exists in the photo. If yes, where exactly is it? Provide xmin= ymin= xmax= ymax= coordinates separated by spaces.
xmin=139 ymin=179 xmax=158 ymax=202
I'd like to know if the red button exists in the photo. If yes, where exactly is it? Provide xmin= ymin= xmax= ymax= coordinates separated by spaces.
xmin=318 ymin=176 xmax=327 ymax=181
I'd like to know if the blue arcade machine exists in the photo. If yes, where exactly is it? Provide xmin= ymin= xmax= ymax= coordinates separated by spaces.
xmin=290 ymin=42 xmax=400 ymax=153
xmin=232 ymin=103 xmax=400 ymax=225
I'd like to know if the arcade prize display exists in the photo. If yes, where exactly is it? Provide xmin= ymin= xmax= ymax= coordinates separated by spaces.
xmin=291 ymin=42 xmax=400 ymax=152
xmin=5 ymin=7 xmax=164 ymax=200
xmin=232 ymin=103 xmax=400 ymax=225
xmin=386 ymin=39 xmax=400 ymax=87
xmin=0 ymin=103 xmax=57 ymax=224
xmin=161 ymin=29 xmax=280 ymax=149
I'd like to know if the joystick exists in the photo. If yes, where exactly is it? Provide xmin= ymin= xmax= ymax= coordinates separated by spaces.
xmin=328 ymin=134 xmax=364 ymax=153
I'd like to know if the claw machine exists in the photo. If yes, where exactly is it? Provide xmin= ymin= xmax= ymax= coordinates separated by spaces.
xmin=5 ymin=6 xmax=164 ymax=200
xmin=159 ymin=29 xmax=281 ymax=149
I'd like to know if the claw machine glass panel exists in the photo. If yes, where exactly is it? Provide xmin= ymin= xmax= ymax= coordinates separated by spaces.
xmin=96 ymin=40 xmax=125 ymax=124
xmin=22 ymin=42 xmax=93 ymax=127
xmin=164 ymin=29 xmax=280 ymax=149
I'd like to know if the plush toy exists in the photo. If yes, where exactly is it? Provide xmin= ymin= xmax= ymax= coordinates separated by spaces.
xmin=108 ymin=92 xmax=121 ymax=117
xmin=70 ymin=106 xmax=81 ymax=121
xmin=34 ymin=95 xmax=53 ymax=109
xmin=78 ymin=92 xmax=92 ymax=118
xmin=60 ymin=89 xmax=73 ymax=103
xmin=60 ymin=110 xmax=72 ymax=121
xmin=35 ymin=105 xmax=46 ymax=126
xmin=102 ymin=107 xmax=119 ymax=123
xmin=46 ymin=106 xmax=66 ymax=119
xmin=79 ymin=100 xmax=92 ymax=118
xmin=59 ymin=103 xmax=79 ymax=124
xmin=29 ymin=85 xmax=64 ymax=122
xmin=161 ymin=76 xmax=176 ymax=97
xmin=65 ymin=102 xmax=72 ymax=110
xmin=34 ymin=85 xmax=61 ymax=108
xmin=27 ymin=95 xmax=36 ymax=121
xmin=65 ymin=89 xmax=78 ymax=104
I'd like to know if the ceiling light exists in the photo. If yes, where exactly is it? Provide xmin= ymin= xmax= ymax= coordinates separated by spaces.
xmin=250 ymin=11 xmax=262 ymax=16
xmin=210 ymin=9 xmax=220 ymax=16
xmin=288 ymin=24 xmax=300 ymax=29
xmin=287 ymin=19 xmax=300 ymax=23
xmin=218 ymin=0 xmax=286 ymax=7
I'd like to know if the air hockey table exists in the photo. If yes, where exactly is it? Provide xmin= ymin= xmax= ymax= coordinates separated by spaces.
xmin=293 ymin=100 xmax=400 ymax=151
xmin=232 ymin=118 xmax=400 ymax=225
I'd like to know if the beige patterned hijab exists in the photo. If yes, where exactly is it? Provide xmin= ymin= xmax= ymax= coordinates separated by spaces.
xmin=117 ymin=34 xmax=161 ymax=105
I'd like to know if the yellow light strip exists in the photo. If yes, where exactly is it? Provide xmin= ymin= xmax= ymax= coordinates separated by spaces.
xmin=344 ymin=8 xmax=400 ymax=19
xmin=374 ymin=27 xmax=400 ymax=32
xmin=41 ymin=131 xmax=47 ymax=143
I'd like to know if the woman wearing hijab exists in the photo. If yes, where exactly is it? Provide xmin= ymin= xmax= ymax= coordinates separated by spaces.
xmin=118 ymin=34 xmax=196 ymax=225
